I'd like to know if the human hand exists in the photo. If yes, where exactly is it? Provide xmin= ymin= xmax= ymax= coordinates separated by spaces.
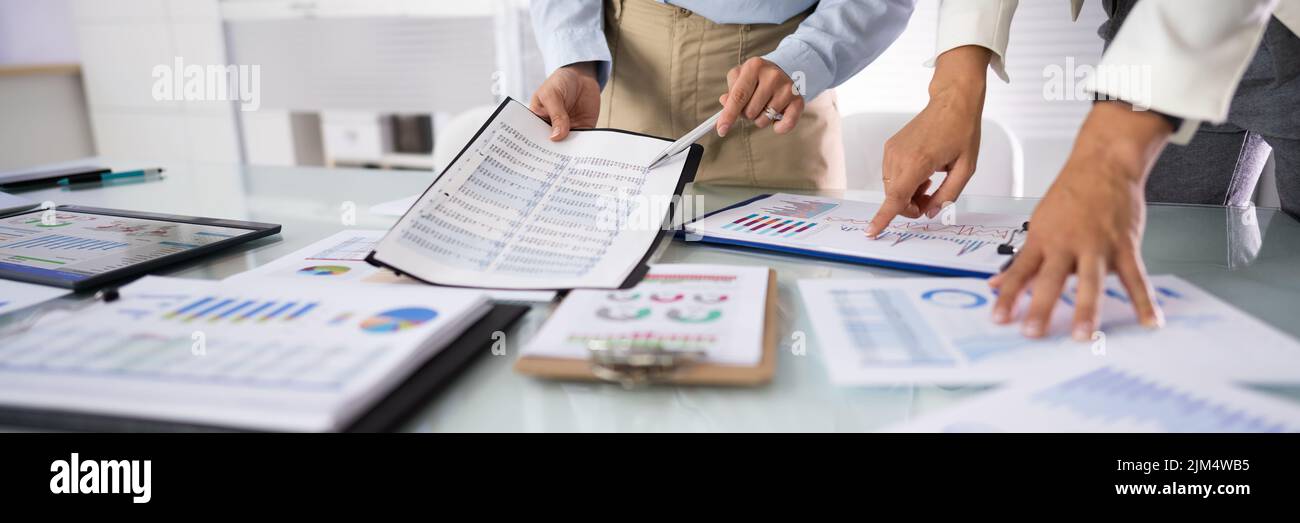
xmin=989 ymin=102 xmax=1173 ymax=339
xmin=529 ymin=62 xmax=602 ymax=141
xmin=866 ymin=45 xmax=991 ymax=237
xmin=716 ymin=57 xmax=804 ymax=137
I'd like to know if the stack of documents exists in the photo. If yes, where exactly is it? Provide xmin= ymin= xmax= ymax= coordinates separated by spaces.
xmin=0 ymin=276 xmax=491 ymax=431
xmin=886 ymin=363 xmax=1300 ymax=432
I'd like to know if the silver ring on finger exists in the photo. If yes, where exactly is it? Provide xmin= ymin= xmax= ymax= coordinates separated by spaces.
xmin=764 ymin=106 xmax=783 ymax=121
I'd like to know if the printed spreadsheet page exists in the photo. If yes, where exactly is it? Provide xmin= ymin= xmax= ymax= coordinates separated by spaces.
xmin=371 ymin=99 xmax=689 ymax=290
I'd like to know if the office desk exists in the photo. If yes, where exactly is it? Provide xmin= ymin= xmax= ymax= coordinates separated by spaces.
xmin=4 ymin=165 xmax=1300 ymax=432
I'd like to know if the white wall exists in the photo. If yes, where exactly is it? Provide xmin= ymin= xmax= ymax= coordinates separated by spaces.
xmin=837 ymin=0 xmax=1108 ymax=197
xmin=0 ymin=0 xmax=80 ymax=65
xmin=0 ymin=0 xmax=95 ymax=170
xmin=70 ymin=0 xmax=242 ymax=169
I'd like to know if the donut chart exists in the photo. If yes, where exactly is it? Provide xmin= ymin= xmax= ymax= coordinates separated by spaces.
xmin=666 ymin=308 xmax=723 ymax=323
xmin=596 ymin=305 xmax=651 ymax=321
xmin=360 ymin=307 xmax=438 ymax=333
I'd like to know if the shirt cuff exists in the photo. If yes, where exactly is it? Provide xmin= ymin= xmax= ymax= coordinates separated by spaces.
xmin=763 ymin=38 xmax=834 ymax=101
xmin=541 ymin=28 xmax=613 ymax=88
xmin=1169 ymin=119 xmax=1201 ymax=145
xmin=926 ymin=0 xmax=1016 ymax=83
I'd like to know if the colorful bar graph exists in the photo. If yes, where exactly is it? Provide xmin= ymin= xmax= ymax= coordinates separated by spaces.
xmin=721 ymin=214 xmax=819 ymax=238
xmin=260 ymin=302 xmax=297 ymax=322
xmin=285 ymin=302 xmax=318 ymax=321
xmin=236 ymin=301 xmax=276 ymax=323
xmin=164 ymin=296 xmax=214 ymax=319
xmin=213 ymin=300 xmax=256 ymax=322
xmin=186 ymin=298 xmax=235 ymax=322
xmin=162 ymin=297 xmax=319 ymax=324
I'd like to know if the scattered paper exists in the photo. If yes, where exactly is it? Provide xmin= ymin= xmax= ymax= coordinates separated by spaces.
xmin=0 ymin=278 xmax=70 ymax=315
xmin=227 ymin=229 xmax=555 ymax=302
xmin=798 ymin=275 xmax=1300 ymax=385
xmin=885 ymin=363 xmax=1300 ymax=432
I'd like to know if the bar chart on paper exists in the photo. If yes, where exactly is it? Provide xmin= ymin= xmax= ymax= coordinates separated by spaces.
xmin=720 ymin=214 xmax=820 ymax=238
xmin=887 ymin=365 xmax=1300 ymax=433
xmin=1030 ymin=366 xmax=1290 ymax=432
xmin=162 ymin=295 xmax=321 ymax=324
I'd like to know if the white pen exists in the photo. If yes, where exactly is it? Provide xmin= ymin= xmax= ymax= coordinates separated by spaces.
xmin=646 ymin=109 xmax=723 ymax=170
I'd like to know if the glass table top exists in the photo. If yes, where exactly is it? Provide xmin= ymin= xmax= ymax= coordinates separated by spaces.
xmin=4 ymin=164 xmax=1299 ymax=431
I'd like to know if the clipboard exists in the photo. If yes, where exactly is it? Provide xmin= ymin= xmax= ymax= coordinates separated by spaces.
xmin=678 ymin=194 xmax=1018 ymax=278
xmin=0 ymin=304 xmax=530 ymax=433
xmin=365 ymin=97 xmax=702 ymax=291
xmin=513 ymin=269 xmax=778 ymax=386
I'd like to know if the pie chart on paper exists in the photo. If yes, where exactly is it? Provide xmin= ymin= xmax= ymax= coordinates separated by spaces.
xmin=360 ymin=307 xmax=438 ymax=333
xmin=298 ymin=265 xmax=351 ymax=276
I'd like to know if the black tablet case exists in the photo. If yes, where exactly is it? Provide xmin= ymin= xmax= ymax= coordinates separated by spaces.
xmin=366 ymin=97 xmax=702 ymax=291
xmin=0 ymin=304 xmax=529 ymax=433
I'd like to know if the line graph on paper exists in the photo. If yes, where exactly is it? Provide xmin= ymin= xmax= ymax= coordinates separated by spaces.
xmin=877 ymin=221 xmax=1020 ymax=257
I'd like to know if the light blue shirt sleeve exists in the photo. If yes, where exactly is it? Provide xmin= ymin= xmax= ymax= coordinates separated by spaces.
xmin=530 ymin=0 xmax=612 ymax=87
xmin=762 ymin=0 xmax=917 ymax=101
xmin=530 ymin=0 xmax=917 ymax=99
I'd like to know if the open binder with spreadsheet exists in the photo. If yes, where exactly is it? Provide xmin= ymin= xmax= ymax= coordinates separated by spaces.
xmin=367 ymin=98 xmax=701 ymax=290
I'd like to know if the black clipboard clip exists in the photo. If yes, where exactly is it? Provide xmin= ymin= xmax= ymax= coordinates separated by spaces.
xmin=997 ymin=221 xmax=1030 ymax=272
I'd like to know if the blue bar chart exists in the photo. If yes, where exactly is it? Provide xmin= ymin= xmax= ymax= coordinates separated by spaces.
xmin=1032 ymin=366 xmax=1290 ymax=432
xmin=162 ymin=295 xmax=321 ymax=324
xmin=0 ymin=234 xmax=130 ymax=251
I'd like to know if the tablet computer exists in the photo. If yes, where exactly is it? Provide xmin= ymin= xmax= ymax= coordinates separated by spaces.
xmin=0 ymin=205 xmax=280 ymax=290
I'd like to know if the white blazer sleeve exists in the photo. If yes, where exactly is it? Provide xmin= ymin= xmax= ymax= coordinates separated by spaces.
xmin=1091 ymin=0 xmax=1279 ymax=143
xmin=927 ymin=0 xmax=1019 ymax=82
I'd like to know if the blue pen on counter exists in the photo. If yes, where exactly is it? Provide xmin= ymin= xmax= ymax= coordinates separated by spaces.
xmin=57 ymin=168 xmax=165 ymax=186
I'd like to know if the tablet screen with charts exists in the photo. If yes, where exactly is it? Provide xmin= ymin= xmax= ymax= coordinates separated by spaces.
xmin=0 ymin=205 xmax=279 ymax=290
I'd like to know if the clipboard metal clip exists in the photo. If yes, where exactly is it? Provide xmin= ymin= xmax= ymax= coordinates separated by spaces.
xmin=587 ymin=340 xmax=704 ymax=388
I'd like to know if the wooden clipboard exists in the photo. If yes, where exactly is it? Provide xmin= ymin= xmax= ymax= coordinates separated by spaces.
xmin=513 ymin=269 xmax=778 ymax=386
